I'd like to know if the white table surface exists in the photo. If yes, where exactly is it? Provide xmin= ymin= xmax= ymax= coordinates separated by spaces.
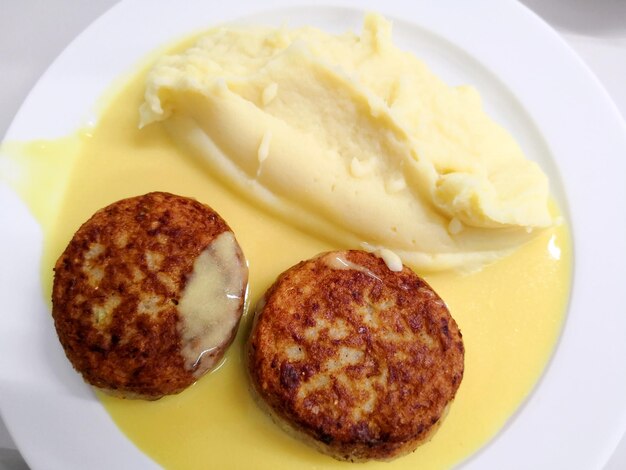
xmin=1 ymin=1 xmax=625 ymax=469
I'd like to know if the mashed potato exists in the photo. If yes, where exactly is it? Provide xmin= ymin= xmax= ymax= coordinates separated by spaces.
xmin=139 ymin=14 xmax=551 ymax=271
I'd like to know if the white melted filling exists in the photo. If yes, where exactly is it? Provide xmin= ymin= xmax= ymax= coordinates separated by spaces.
xmin=360 ymin=242 xmax=404 ymax=272
xmin=322 ymin=252 xmax=382 ymax=282
xmin=177 ymin=231 xmax=245 ymax=376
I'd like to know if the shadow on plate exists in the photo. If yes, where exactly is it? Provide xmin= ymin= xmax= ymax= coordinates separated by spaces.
xmin=521 ymin=0 xmax=626 ymax=37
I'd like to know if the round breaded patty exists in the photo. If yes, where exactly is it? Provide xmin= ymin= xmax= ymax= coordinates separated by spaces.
xmin=52 ymin=192 xmax=247 ymax=399
xmin=247 ymin=250 xmax=464 ymax=461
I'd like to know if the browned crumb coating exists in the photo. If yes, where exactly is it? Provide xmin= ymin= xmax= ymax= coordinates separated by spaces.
xmin=52 ymin=192 xmax=247 ymax=399
xmin=247 ymin=250 xmax=464 ymax=461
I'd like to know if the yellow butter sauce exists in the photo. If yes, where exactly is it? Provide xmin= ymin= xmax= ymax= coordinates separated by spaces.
xmin=2 ymin=59 xmax=571 ymax=470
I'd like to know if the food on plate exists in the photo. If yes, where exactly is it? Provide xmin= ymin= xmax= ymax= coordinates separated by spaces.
xmin=247 ymin=250 xmax=464 ymax=461
xmin=51 ymin=192 xmax=248 ymax=399
xmin=140 ymin=13 xmax=552 ymax=272
xmin=6 ymin=10 xmax=571 ymax=470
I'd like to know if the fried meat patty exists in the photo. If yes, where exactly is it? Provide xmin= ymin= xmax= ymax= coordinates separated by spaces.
xmin=247 ymin=250 xmax=464 ymax=461
xmin=52 ymin=192 xmax=247 ymax=399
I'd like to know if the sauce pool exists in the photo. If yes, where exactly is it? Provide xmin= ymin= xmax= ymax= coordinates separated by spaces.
xmin=2 ymin=60 xmax=571 ymax=469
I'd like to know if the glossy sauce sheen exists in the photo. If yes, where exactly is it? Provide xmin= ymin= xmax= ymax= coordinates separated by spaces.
xmin=7 ymin=60 xmax=571 ymax=468
xmin=178 ymin=231 xmax=245 ymax=376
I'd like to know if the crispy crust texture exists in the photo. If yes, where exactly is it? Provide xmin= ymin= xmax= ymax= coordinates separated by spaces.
xmin=247 ymin=250 xmax=464 ymax=461
xmin=52 ymin=192 xmax=247 ymax=399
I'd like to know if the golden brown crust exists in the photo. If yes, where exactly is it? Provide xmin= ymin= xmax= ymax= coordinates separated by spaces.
xmin=52 ymin=192 xmax=247 ymax=399
xmin=247 ymin=250 xmax=464 ymax=461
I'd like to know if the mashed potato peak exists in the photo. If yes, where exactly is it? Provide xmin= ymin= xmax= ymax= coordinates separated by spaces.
xmin=140 ymin=14 xmax=551 ymax=271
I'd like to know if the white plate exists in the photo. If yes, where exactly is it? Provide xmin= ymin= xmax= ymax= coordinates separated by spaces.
xmin=1 ymin=0 xmax=626 ymax=468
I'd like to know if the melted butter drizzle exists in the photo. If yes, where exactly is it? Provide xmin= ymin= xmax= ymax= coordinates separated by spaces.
xmin=322 ymin=252 xmax=382 ymax=282
xmin=178 ymin=231 xmax=246 ymax=377
xmin=360 ymin=242 xmax=404 ymax=272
